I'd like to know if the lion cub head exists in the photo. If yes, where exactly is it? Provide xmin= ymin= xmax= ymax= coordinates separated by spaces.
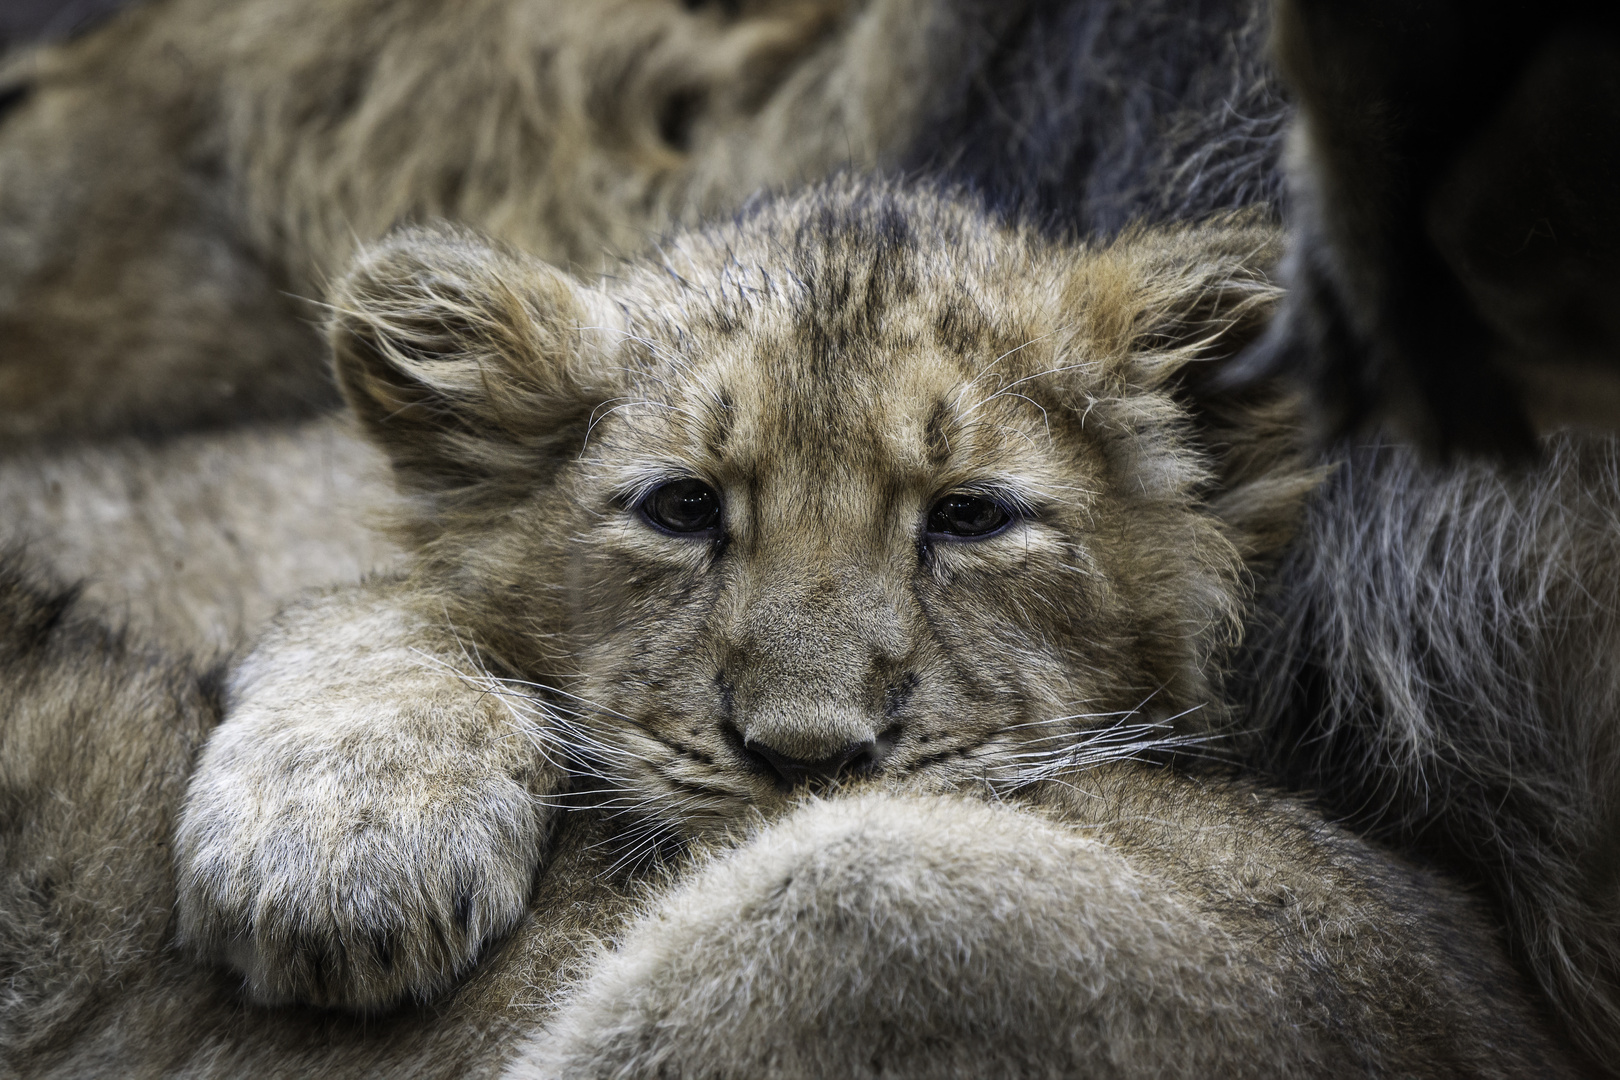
xmin=332 ymin=181 xmax=1311 ymax=839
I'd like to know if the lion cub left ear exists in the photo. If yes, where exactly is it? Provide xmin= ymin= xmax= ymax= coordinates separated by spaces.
xmin=329 ymin=225 xmax=620 ymax=506
xmin=1063 ymin=217 xmax=1325 ymax=562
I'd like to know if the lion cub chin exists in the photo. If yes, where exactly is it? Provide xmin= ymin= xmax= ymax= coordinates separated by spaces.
xmin=175 ymin=179 xmax=1319 ymax=1010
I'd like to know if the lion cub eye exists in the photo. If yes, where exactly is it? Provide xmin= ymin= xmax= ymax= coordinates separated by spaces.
xmin=926 ymin=494 xmax=1013 ymax=540
xmin=640 ymin=479 xmax=723 ymax=536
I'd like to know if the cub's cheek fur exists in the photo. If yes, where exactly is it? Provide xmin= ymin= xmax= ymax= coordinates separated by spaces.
xmin=174 ymin=587 xmax=560 ymax=1010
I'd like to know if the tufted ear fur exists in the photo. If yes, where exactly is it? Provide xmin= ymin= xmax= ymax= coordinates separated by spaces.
xmin=1061 ymin=217 xmax=1324 ymax=563
xmin=329 ymin=225 xmax=620 ymax=519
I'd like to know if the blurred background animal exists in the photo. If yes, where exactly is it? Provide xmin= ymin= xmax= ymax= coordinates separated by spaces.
xmin=0 ymin=0 xmax=1283 ymax=446
xmin=1241 ymin=0 xmax=1620 ymax=454
xmin=5 ymin=0 xmax=1614 ymax=452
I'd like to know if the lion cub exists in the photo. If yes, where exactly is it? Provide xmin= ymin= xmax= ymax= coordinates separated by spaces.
xmin=176 ymin=180 xmax=1321 ymax=1009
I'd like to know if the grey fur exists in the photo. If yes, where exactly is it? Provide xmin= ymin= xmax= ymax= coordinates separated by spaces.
xmin=903 ymin=0 xmax=1286 ymax=238
xmin=1234 ymin=434 xmax=1620 ymax=1063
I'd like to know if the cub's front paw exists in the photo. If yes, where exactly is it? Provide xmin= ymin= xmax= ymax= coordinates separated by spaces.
xmin=174 ymin=705 xmax=553 ymax=1010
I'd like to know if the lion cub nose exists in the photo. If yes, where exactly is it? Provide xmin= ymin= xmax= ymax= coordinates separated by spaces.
xmin=743 ymin=737 xmax=884 ymax=787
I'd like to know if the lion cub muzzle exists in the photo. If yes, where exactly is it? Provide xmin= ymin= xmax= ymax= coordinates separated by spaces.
xmin=714 ymin=568 xmax=912 ymax=788
xmin=730 ymin=728 xmax=892 ymax=787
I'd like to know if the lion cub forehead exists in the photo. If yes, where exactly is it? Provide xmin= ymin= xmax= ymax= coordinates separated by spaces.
xmin=595 ymin=321 xmax=1093 ymax=516
xmin=587 ymin=182 xmax=1134 ymax=490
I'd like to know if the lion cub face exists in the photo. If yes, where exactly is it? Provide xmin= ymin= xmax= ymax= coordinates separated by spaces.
xmin=333 ymin=182 xmax=1304 ymax=839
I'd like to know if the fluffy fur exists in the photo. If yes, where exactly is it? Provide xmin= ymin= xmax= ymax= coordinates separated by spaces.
xmin=515 ymin=779 xmax=1571 ymax=1079
xmin=151 ymin=178 xmax=1620 ymax=1067
xmin=902 ymin=0 xmax=1284 ymax=237
xmin=0 ymin=0 xmax=978 ymax=442
xmin=1234 ymin=435 xmax=1620 ymax=1066
xmin=0 ymin=550 xmax=642 ymax=1076
xmin=0 ymin=0 xmax=1290 ymax=446
xmin=2 ymin=6 xmax=1613 ymax=1064
xmin=16 ymin=0 xmax=1592 ymax=454
xmin=0 ymin=550 xmax=1575 ymax=1076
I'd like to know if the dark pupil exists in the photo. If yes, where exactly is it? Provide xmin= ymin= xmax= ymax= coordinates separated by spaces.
xmin=928 ymin=495 xmax=1009 ymax=537
xmin=646 ymin=479 xmax=721 ymax=533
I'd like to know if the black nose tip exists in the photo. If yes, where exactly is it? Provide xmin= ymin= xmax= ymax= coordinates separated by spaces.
xmin=743 ymin=739 xmax=879 ymax=787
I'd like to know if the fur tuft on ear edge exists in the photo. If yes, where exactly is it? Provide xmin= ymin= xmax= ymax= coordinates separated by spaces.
xmin=329 ymin=224 xmax=619 ymax=500
xmin=1063 ymin=216 xmax=1325 ymax=563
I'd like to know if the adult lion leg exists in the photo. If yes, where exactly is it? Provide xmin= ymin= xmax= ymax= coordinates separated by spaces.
xmin=514 ymin=780 xmax=1576 ymax=1079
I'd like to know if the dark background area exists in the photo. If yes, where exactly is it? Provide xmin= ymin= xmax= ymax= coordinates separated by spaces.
xmin=0 ymin=0 xmax=135 ymax=50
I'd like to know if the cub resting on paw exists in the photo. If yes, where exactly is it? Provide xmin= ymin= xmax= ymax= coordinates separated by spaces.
xmin=168 ymin=182 xmax=1572 ymax=1072
xmin=0 ymin=556 xmax=1569 ymax=1076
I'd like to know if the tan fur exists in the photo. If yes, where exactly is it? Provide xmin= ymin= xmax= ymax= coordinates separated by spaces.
xmin=0 ymin=562 xmax=640 ymax=1076
xmin=517 ymin=780 xmax=1570 ymax=1078
xmin=0 ymin=416 xmax=398 ymax=655
xmin=0 ymin=0 xmax=1009 ymax=443
xmin=0 ymin=560 xmax=1572 ymax=1075
xmin=177 ymin=182 xmax=1320 ymax=1008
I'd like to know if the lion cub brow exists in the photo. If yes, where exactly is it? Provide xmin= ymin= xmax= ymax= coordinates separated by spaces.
xmin=590 ymin=367 xmax=1075 ymax=549
xmin=595 ymin=337 xmax=1082 ymax=520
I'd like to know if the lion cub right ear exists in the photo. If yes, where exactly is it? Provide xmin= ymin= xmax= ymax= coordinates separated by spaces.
xmin=329 ymin=225 xmax=620 ymax=510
